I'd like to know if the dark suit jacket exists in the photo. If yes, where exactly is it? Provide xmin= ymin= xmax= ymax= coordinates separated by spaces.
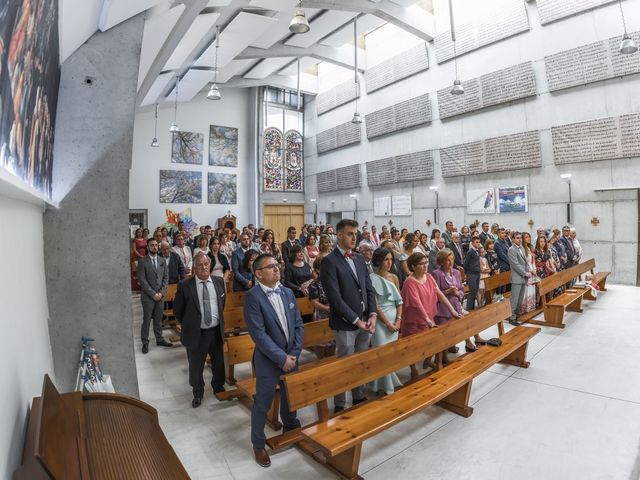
xmin=173 ymin=276 xmax=226 ymax=351
xmin=231 ymin=248 xmax=252 ymax=290
xmin=244 ymin=284 xmax=304 ymax=375
xmin=137 ymin=255 xmax=169 ymax=300
xmin=281 ymin=239 xmax=300 ymax=264
xmin=428 ymin=248 xmax=440 ymax=273
xmin=479 ymin=231 xmax=491 ymax=246
xmin=464 ymin=247 xmax=480 ymax=274
xmin=495 ymin=239 xmax=511 ymax=271
xmin=449 ymin=242 xmax=464 ymax=268
xmin=165 ymin=251 xmax=185 ymax=284
xmin=320 ymin=247 xmax=376 ymax=331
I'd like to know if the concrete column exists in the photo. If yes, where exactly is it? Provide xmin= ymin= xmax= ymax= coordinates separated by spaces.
xmin=44 ymin=15 xmax=144 ymax=396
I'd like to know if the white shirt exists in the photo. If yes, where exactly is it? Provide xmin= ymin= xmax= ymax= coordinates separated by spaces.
xmin=336 ymin=244 xmax=358 ymax=278
xmin=196 ymin=277 xmax=219 ymax=329
xmin=172 ymin=245 xmax=193 ymax=269
xmin=258 ymin=281 xmax=289 ymax=341
xmin=149 ymin=254 xmax=158 ymax=269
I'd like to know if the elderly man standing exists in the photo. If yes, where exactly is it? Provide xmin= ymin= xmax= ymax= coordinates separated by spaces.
xmin=173 ymin=254 xmax=226 ymax=407
xmin=160 ymin=241 xmax=185 ymax=285
xmin=137 ymin=239 xmax=173 ymax=353
xmin=172 ymin=233 xmax=193 ymax=276
xmin=449 ymin=232 xmax=465 ymax=269
xmin=428 ymin=237 xmax=445 ymax=273
xmin=359 ymin=243 xmax=374 ymax=273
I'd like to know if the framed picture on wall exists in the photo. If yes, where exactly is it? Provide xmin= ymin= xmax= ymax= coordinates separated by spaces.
xmin=498 ymin=185 xmax=528 ymax=213
xmin=208 ymin=173 xmax=237 ymax=204
xmin=467 ymin=188 xmax=496 ymax=214
xmin=209 ymin=125 xmax=238 ymax=166
xmin=171 ymin=131 xmax=204 ymax=164
xmin=159 ymin=170 xmax=202 ymax=203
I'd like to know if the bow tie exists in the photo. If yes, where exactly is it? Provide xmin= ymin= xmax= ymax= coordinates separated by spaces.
xmin=266 ymin=287 xmax=282 ymax=296
xmin=344 ymin=252 xmax=355 ymax=259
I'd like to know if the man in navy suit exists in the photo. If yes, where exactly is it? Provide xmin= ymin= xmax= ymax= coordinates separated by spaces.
xmin=464 ymin=236 xmax=481 ymax=310
xmin=495 ymin=228 xmax=511 ymax=273
xmin=231 ymin=233 xmax=254 ymax=291
xmin=320 ymin=219 xmax=377 ymax=414
xmin=244 ymin=253 xmax=304 ymax=468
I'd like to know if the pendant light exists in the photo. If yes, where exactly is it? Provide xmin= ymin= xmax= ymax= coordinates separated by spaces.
xmin=207 ymin=25 xmax=222 ymax=100
xmin=289 ymin=1 xmax=310 ymax=34
xmin=151 ymin=103 xmax=159 ymax=147
xmin=618 ymin=0 xmax=638 ymax=54
xmin=449 ymin=0 xmax=464 ymax=95
xmin=169 ymin=75 xmax=180 ymax=133
xmin=351 ymin=17 xmax=362 ymax=124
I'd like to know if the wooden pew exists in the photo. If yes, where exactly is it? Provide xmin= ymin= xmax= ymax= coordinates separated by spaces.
xmin=528 ymin=259 xmax=595 ymax=329
xmin=272 ymin=302 xmax=539 ymax=469
xmin=221 ymin=319 xmax=335 ymax=429
xmin=483 ymin=270 xmax=512 ymax=303
xmin=572 ymin=258 xmax=610 ymax=301
xmin=14 ymin=375 xmax=189 ymax=480
xmin=300 ymin=326 xmax=537 ymax=480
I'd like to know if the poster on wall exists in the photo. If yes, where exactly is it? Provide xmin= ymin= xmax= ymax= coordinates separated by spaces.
xmin=467 ymin=188 xmax=496 ymax=214
xmin=171 ymin=131 xmax=203 ymax=164
xmin=208 ymin=172 xmax=237 ymax=204
xmin=0 ymin=0 xmax=60 ymax=199
xmin=159 ymin=170 xmax=202 ymax=203
xmin=374 ymin=196 xmax=392 ymax=217
xmin=392 ymin=195 xmax=412 ymax=216
xmin=498 ymin=185 xmax=528 ymax=213
xmin=209 ymin=125 xmax=238 ymax=167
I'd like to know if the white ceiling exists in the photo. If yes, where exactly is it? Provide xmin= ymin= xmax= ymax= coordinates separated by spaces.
xmin=58 ymin=0 xmax=435 ymax=107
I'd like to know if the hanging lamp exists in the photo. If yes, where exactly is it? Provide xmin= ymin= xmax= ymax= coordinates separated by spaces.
xmin=151 ymin=103 xmax=159 ymax=147
xmin=207 ymin=25 xmax=222 ymax=100
xmin=449 ymin=0 xmax=464 ymax=95
xmin=169 ymin=75 xmax=180 ymax=133
xmin=289 ymin=1 xmax=310 ymax=34
xmin=351 ymin=17 xmax=362 ymax=124
xmin=618 ymin=0 xmax=638 ymax=54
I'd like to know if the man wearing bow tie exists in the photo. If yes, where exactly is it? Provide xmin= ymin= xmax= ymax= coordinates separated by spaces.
xmin=244 ymin=253 xmax=304 ymax=468
xmin=173 ymin=253 xmax=227 ymax=408
xmin=320 ymin=219 xmax=377 ymax=414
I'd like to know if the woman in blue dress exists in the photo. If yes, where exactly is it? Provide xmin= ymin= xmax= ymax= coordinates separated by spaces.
xmin=369 ymin=247 xmax=404 ymax=395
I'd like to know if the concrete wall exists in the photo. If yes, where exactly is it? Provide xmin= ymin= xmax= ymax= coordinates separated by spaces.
xmin=304 ymin=0 xmax=640 ymax=284
xmin=44 ymin=15 xmax=143 ymax=396
xmin=0 ymin=191 xmax=54 ymax=479
xmin=130 ymin=87 xmax=255 ymax=229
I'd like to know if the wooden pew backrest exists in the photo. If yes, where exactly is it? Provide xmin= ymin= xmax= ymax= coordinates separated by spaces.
xmin=538 ymin=258 xmax=595 ymax=296
xmin=284 ymin=301 xmax=511 ymax=411
xmin=483 ymin=270 xmax=511 ymax=292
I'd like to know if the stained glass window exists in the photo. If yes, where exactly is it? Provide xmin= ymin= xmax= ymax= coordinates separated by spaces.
xmin=284 ymin=130 xmax=303 ymax=192
xmin=263 ymin=127 xmax=283 ymax=191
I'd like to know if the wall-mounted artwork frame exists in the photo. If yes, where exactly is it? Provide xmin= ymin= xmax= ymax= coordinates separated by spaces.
xmin=208 ymin=172 xmax=237 ymax=204
xmin=171 ymin=131 xmax=204 ymax=164
xmin=498 ymin=185 xmax=528 ymax=213
xmin=209 ymin=125 xmax=238 ymax=167
xmin=159 ymin=170 xmax=202 ymax=203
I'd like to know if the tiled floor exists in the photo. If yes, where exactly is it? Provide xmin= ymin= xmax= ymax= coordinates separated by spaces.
xmin=133 ymin=285 xmax=640 ymax=480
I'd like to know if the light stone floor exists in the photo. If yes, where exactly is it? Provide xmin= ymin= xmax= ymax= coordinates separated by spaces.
xmin=132 ymin=285 xmax=640 ymax=480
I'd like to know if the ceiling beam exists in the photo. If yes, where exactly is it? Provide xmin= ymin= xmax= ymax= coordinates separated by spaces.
xmin=136 ymin=0 xmax=209 ymax=107
xmin=224 ymin=73 xmax=318 ymax=94
xmin=237 ymin=43 xmax=363 ymax=72
xmin=302 ymin=0 xmax=435 ymax=41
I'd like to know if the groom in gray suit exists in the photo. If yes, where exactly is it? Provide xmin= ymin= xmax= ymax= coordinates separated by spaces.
xmin=137 ymin=239 xmax=173 ymax=353
xmin=244 ymin=253 xmax=304 ymax=468
xmin=507 ymin=232 xmax=531 ymax=325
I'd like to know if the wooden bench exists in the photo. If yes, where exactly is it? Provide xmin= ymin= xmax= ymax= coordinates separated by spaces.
xmin=528 ymin=259 xmax=596 ymax=329
xmin=14 ymin=375 xmax=188 ymax=480
xmin=220 ymin=319 xmax=335 ymax=429
xmin=273 ymin=302 xmax=539 ymax=478
xmin=483 ymin=270 xmax=512 ymax=303
xmin=573 ymin=258 xmax=610 ymax=301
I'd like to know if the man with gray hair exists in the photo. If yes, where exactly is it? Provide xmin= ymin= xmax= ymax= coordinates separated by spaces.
xmin=507 ymin=232 xmax=531 ymax=325
xmin=449 ymin=232 xmax=464 ymax=269
xmin=359 ymin=243 xmax=374 ymax=273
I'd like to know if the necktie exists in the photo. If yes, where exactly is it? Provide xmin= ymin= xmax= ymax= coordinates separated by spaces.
xmin=266 ymin=287 xmax=282 ymax=296
xmin=202 ymin=281 xmax=212 ymax=327
xmin=152 ymin=256 xmax=157 ymax=269
xmin=344 ymin=251 xmax=355 ymax=259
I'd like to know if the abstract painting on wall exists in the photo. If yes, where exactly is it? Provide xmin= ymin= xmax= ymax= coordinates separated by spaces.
xmin=163 ymin=207 xmax=197 ymax=234
xmin=0 ymin=0 xmax=60 ymax=198
xmin=208 ymin=172 xmax=237 ymax=204
xmin=209 ymin=125 xmax=238 ymax=166
xmin=159 ymin=170 xmax=202 ymax=203
xmin=171 ymin=131 xmax=204 ymax=164
xmin=498 ymin=185 xmax=528 ymax=213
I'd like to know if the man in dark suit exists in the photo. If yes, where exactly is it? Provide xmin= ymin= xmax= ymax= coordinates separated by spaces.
xmin=173 ymin=253 xmax=226 ymax=408
xmin=320 ymin=219 xmax=377 ymax=414
xmin=137 ymin=239 xmax=173 ymax=353
xmin=479 ymin=222 xmax=491 ymax=245
xmin=428 ymin=237 xmax=445 ymax=273
xmin=160 ymin=241 xmax=185 ymax=284
xmin=231 ymin=233 xmax=254 ymax=291
xmin=495 ymin=228 xmax=511 ymax=273
xmin=280 ymin=226 xmax=299 ymax=265
xmin=449 ymin=232 xmax=465 ymax=269
xmin=464 ymin=236 xmax=482 ymax=310
xmin=245 ymin=253 xmax=304 ymax=468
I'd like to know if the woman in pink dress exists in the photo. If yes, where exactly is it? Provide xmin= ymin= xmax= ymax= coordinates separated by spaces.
xmin=304 ymin=235 xmax=319 ymax=266
xmin=130 ymin=228 xmax=146 ymax=291
xmin=401 ymin=252 xmax=461 ymax=378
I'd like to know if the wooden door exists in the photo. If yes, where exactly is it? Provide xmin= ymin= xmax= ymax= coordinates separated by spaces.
xmin=263 ymin=204 xmax=305 ymax=244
